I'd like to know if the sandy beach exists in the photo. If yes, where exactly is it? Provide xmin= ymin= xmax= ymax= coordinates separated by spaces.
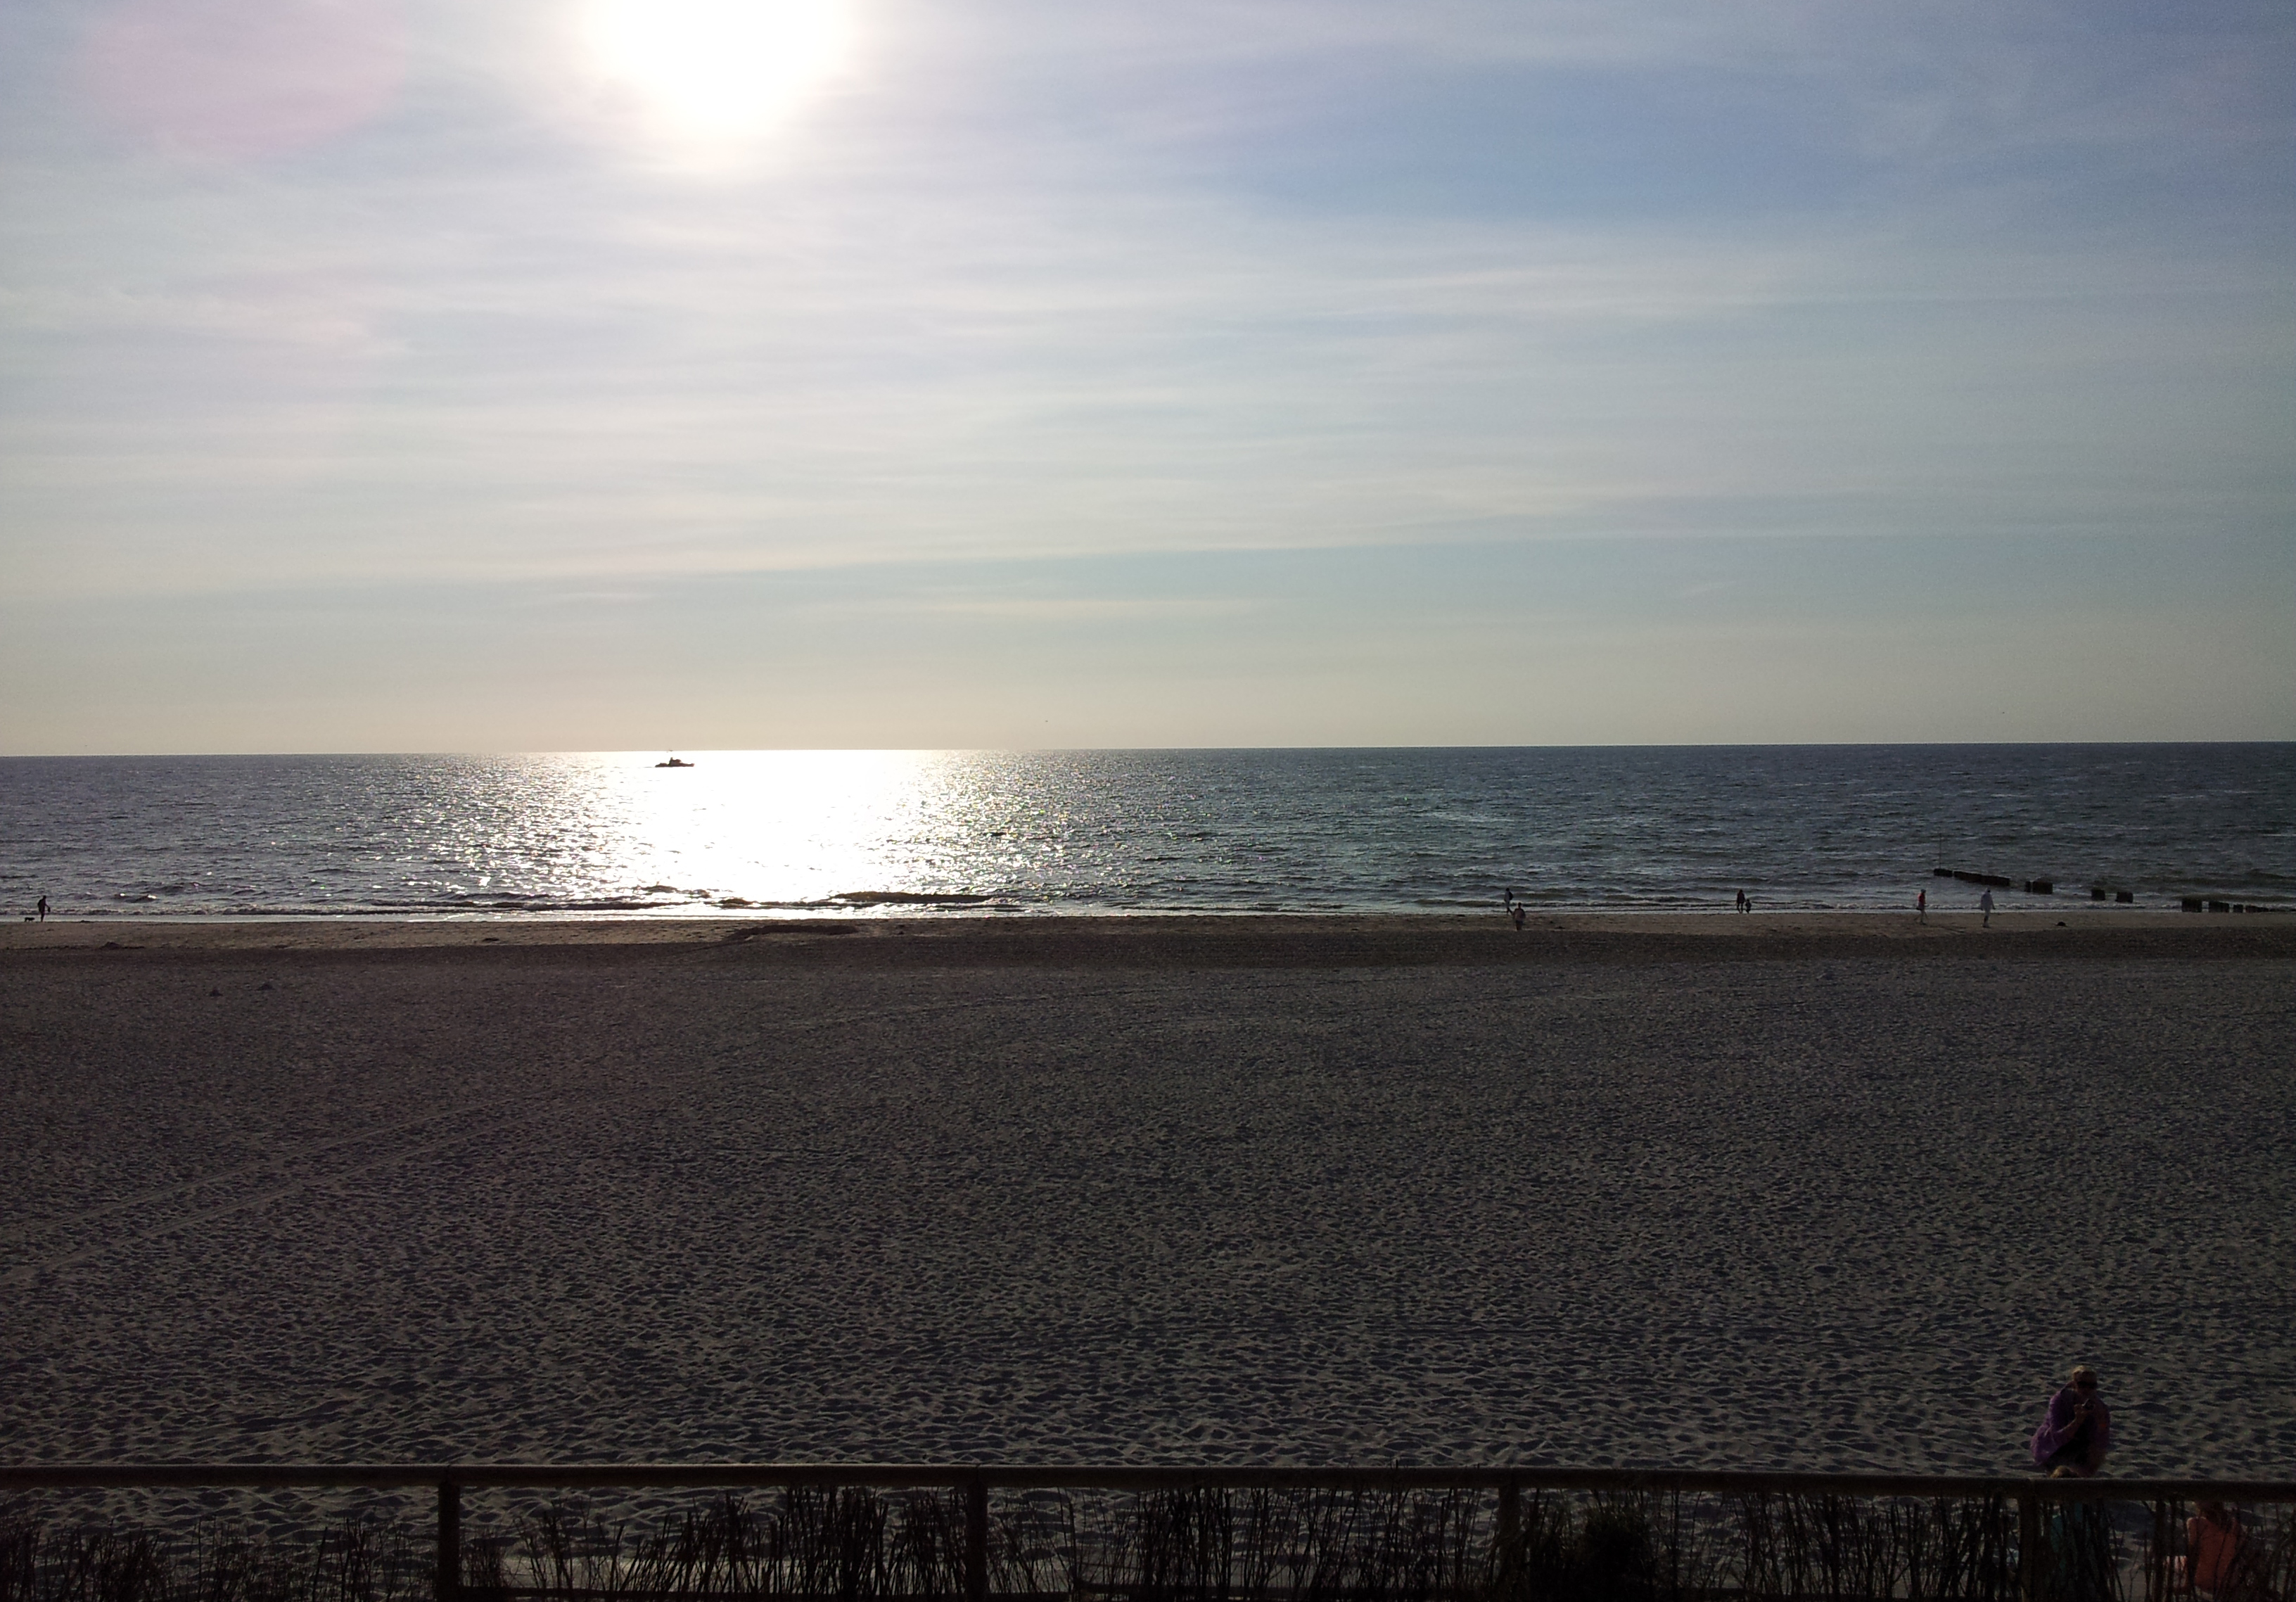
xmin=4 ymin=914 xmax=2291 ymax=1518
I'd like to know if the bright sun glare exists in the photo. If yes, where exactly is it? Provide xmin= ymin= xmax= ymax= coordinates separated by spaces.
xmin=581 ymin=0 xmax=850 ymax=141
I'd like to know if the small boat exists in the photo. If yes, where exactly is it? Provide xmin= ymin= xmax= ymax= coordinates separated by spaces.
xmin=655 ymin=757 xmax=694 ymax=768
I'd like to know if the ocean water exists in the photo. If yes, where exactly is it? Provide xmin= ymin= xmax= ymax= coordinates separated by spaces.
xmin=0 ymin=744 xmax=2290 ymax=918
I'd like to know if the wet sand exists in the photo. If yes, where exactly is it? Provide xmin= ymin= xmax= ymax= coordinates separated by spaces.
xmin=3 ymin=914 xmax=2291 ymax=1507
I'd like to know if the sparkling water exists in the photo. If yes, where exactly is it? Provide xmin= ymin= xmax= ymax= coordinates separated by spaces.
xmin=1 ymin=744 xmax=2290 ymax=917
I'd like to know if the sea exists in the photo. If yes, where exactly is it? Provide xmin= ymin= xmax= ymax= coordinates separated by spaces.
xmin=1 ymin=744 xmax=2290 ymax=920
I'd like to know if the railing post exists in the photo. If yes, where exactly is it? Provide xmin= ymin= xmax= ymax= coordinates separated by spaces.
xmin=965 ymin=1468 xmax=988 ymax=1602
xmin=2149 ymin=1498 xmax=2167 ymax=1602
xmin=2017 ymin=1491 xmax=2039 ymax=1602
xmin=437 ymin=1477 xmax=461 ymax=1602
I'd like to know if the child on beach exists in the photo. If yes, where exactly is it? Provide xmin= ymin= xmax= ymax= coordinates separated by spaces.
xmin=2031 ymin=1366 xmax=2111 ymax=1477
xmin=2183 ymin=1502 xmax=2244 ymax=1596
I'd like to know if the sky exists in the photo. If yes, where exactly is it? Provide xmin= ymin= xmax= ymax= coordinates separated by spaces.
xmin=1 ymin=0 xmax=2291 ymax=754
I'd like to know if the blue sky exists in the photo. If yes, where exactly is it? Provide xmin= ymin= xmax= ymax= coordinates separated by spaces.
xmin=2 ymin=0 xmax=2290 ymax=751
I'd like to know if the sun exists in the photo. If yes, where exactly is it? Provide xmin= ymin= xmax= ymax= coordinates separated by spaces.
xmin=580 ymin=0 xmax=851 ymax=142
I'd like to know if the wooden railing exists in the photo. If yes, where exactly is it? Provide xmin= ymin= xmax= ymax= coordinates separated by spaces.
xmin=5 ymin=1464 xmax=2291 ymax=1602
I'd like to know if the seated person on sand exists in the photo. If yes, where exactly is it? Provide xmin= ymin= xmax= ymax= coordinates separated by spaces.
xmin=2030 ymin=1365 xmax=2112 ymax=1477
xmin=2183 ymin=1502 xmax=2243 ymax=1596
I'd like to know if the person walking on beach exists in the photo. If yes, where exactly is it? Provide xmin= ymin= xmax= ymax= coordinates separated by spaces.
xmin=1735 ymin=889 xmax=1748 ymax=913
xmin=36 ymin=894 xmax=46 ymax=922
xmin=1916 ymin=889 xmax=1926 ymax=924
xmin=1511 ymin=903 xmax=1526 ymax=931
xmin=2030 ymin=1365 xmax=2111 ymax=1477
xmin=1980 ymin=888 xmax=1994 ymax=927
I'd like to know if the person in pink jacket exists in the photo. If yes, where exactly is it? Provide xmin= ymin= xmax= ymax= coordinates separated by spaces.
xmin=2031 ymin=1365 xmax=2112 ymax=1476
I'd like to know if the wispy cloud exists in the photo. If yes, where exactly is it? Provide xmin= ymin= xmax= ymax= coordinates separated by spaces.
xmin=810 ymin=593 xmax=1263 ymax=623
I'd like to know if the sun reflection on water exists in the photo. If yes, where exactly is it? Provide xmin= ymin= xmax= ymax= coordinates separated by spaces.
xmin=605 ymin=749 xmax=955 ymax=908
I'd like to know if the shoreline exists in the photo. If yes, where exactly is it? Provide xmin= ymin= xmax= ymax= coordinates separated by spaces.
xmin=5 ymin=909 xmax=2290 ymax=963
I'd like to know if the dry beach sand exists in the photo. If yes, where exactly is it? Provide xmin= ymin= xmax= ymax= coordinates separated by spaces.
xmin=3 ymin=913 xmax=2291 ymax=1523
